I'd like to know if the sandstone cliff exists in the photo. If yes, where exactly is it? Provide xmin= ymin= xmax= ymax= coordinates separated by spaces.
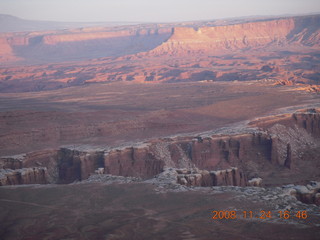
xmin=0 ymin=15 xmax=319 ymax=91
xmin=1 ymin=109 xmax=319 ymax=186
xmin=176 ymin=167 xmax=247 ymax=187
xmin=149 ymin=15 xmax=320 ymax=56
xmin=1 ymin=15 xmax=319 ymax=65
xmin=0 ymin=27 xmax=172 ymax=63
xmin=0 ymin=167 xmax=47 ymax=186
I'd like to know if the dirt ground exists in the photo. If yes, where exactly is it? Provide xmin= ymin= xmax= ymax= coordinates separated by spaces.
xmin=0 ymin=81 xmax=319 ymax=155
xmin=0 ymin=183 xmax=319 ymax=240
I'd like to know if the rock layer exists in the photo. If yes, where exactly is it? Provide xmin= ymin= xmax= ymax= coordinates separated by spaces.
xmin=176 ymin=167 xmax=247 ymax=187
xmin=149 ymin=15 xmax=320 ymax=56
xmin=1 ymin=109 xmax=319 ymax=186
xmin=0 ymin=167 xmax=47 ymax=186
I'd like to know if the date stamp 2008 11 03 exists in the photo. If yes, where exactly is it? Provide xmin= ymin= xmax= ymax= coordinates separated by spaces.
xmin=211 ymin=210 xmax=308 ymax=220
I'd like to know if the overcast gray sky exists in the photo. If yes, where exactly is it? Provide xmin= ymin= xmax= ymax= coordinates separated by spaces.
xmin=1 ymin=0 xmax=319 ymax=22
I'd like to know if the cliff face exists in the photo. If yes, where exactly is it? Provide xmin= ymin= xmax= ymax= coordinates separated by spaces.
xmin=0 ymin=36 xmax=21 ymax=62
xmin=103 ymin=133 xmax=272 ymax=180
xmin=1 ymin=15 xmax=319 ymax=90
xmin=1 ymin=15 xmax=319 ymax=65
xmin=176 ymin=167 xmax=247 ymax=187
xmin=150 ymin=16 xmax=320 ymax=56
xmin=152 ymin=19 xmax=293 ymax=54
xmin=0 ymin=27 xmax=172 ymax=63
xmin=0 ymin=149 xmax=106 ymax=185
xmin=57 ymin=148 xmax=105 ymax=184
xmin=41 ymin=28 xmax=171 ymax=45
xmin=0 ymin=167 xmax=47 ymax=186
xmin=293 ymin=109 xmax=320 ymax=137
xmin=1 ymin=109 xmax=319 ymax=186
xmin=104 ymin=147 xmax=165 ymax=178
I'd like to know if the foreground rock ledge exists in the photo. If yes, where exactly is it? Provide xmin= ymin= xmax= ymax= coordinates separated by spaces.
xmin=0 ymin=109 xmax=319 ymax=189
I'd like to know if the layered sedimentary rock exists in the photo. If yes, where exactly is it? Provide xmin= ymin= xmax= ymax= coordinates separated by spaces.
xmin=0 ymin=27 xmax=172 ymax=63
xmin=0 ymin=167 xmax=47 ymax=186
xmin=104 ymin=147 xmax=165 ymax=179
xmin=293 ymin=109 xmax=320 ymax=137
xmin=176 ymin=167 xmax=247 ymax=187
xmin=2 ymin=15 xmax=319 ymax=63
xmin=149 ymin=15 xmax=320 ymax=56
xmin=57 ymin=148 xmax=105 ymax=184
xmin=0 ymin=149 xmax=105 ymax=185
xmin=0 ymin=35 xmax=21 ymax=62
xmin=0 ymin=109 xmax=319 ymax=186
xmin=0 ymin=15 xmax=319 ymax=91
xmin=0 ymin=156 xmax=23 ymax=169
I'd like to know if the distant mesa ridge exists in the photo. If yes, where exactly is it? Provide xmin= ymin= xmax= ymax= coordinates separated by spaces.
xmin=0 ymin=14 xmax=319 ymax=91
xmin=0 ymin=14 xmax=319 ymax=64
xmin=149 ymin=15 xmax=320 ymax=56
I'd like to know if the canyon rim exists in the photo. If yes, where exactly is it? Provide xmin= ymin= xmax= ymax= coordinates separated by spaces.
xmin=0 ymin=9 xmax=320 ymax=240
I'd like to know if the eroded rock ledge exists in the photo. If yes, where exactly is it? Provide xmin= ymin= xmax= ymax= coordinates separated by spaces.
xmin=176 ymin=167 xmax=247 ymax=187
xmin=0 ymin=109 xmax=319 ymax=188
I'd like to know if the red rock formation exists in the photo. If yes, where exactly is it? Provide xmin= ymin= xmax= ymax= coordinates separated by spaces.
xmin=42 ymin=28 xmax=171 ymax=45
xmin=212 ymin=168 xmax=247 ymax=186
xmin=177 ymin=167 xmax=247 ymax=187
xmin=0 ymin=35 xmax=21 ymax=62
xmin=149 ymin=16 xmax=320 ymax=56
xmin=57 ymin=148 xmax=105 ymax=184
xmin=293 ymin=109 xmax=320 ymax=137
xmin=0 ymin=148 xmax=105 ymax=185
xmin=0 ymin=27 xmax=172 ymax=64
xmin=0 ymin=167 xmax=47 ymax=186
xmin=0 ymin=15 xmax=319 ymax=91
xmin=0 ymin=110 xmax=319 ymax=186
xmin=104 ymin=147 xmax=165 ymax=178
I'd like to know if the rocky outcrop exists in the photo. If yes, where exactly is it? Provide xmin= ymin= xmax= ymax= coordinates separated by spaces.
xmin=1 ymin=27 xmax=172 ymax=63
xmin=1 ymin=15 xmax=319 ymax=91
xmin=58 ymin=149 xmax=105 ymax=183
xmin=104 ymin=147 xmax=165 ymax=178
xmin=0 ymin=148 xmax=105 ymax=185
xmin=252 ymin=108 xmax=320 ymax=167
xmin=0 ymin=167 xmax=47 ymax=186
xmin=284 ymin=181 xmax=320 ymax=206
xmin=293 ymin=109 xmax=320 ymax=137
xmin=176 ymin=167 xmax=247 ymax=187
xmin=1 ymin=110 xmax=319 ymax=186
xmin=151 ymin=19 xmax=294 ymax=55
xmin=150 ymin=15 xmax=320 ymax=56
xmin=104 ymin=132 xmax=274 ymax=181
xmin=0 ymin=156 xmax=23 ymax=169
xmin=0 ymin=35 xmax=21 ymax=62
xmin=41 ymin=28 xmax=172 ymax=45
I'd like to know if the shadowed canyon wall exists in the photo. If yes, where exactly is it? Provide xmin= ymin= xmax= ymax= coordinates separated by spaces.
xmin=10 ymin=28 xmax=172 ymax=63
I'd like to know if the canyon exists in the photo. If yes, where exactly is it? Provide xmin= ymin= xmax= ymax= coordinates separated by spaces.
xmin=0 ymin=15 xmax=320 ymax=92
xmin=1 ymin=13 xmax=320 ymax=240
xmin=1 ymin=109 xmax=319 ymax=188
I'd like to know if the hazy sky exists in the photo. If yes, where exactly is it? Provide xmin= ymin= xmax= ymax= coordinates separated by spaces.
xmin=1 ymin=0 xmax=319 ymax=22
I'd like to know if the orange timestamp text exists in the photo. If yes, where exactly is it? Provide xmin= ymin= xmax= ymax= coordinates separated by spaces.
xmin=211 ymin=210 xmax=308 ymax=220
